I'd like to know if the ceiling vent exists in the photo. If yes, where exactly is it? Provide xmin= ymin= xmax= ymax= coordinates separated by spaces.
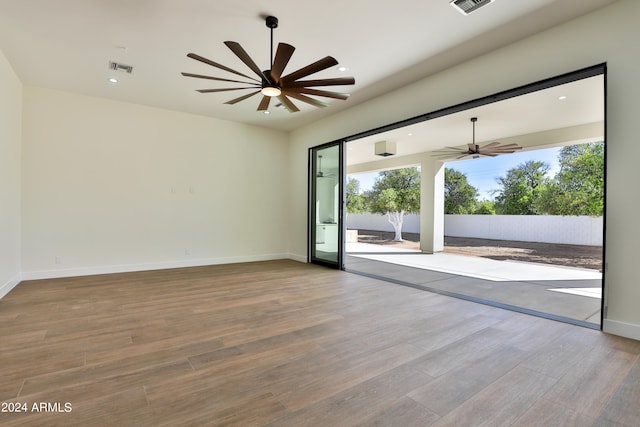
xmin=375 ymin=141 xmax=396 ymax=157
xmin=109 ymin=61 xmax=133 ymax=73
xmin=450 ymin=0 xmax=495 ymax=15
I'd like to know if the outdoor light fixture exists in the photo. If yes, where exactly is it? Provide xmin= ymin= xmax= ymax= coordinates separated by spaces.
xmin=375 ymin=140 xmax=396 ymax=157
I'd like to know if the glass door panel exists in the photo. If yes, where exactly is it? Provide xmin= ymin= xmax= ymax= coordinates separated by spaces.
xmin=310 ymin=143 xmax=343 ymax=268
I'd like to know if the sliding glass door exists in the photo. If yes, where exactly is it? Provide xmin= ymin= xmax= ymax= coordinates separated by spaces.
xmin=309 ymin=142 xmax=344 ymax=269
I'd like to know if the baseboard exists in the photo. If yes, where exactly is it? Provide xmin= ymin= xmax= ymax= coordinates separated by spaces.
xmin=0 ymin=273 xmax=22 ymax=299
xmin=603 ymin=319 xmax=640 ymax=341
xmin=287 ymin=253 xmax=308 ymax=263
xmin=21 ymin=253 xmax=290 ymax=281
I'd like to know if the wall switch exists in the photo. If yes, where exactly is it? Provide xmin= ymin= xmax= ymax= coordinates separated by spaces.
xmin=55 ymin=256 xmax=61 ymax=264
xmin=185 ymin=249 xmax=191 ymax=256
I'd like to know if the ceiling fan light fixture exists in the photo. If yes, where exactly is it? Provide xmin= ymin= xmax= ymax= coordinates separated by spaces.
xmin=261 ymin=86 xmax=281 ymax=97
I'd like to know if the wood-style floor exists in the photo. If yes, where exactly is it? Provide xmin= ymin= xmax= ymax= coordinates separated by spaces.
xmin=0 ymin=260 xmax=638 ymax=426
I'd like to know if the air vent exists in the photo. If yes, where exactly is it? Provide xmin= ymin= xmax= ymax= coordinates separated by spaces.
xmin=109 ymin=61 xmax=133 ymax=73
xmin=450 ymin=0 xmax=495 ymax=15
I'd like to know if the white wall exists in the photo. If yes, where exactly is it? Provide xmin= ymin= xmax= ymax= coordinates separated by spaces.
xmin=347 ymin=214 xmax=602 ymax=246
xmin=21 ymin=87 xmax=290 ymax=279
xmin=0 ymin=49 xmax=22 ymax=298
xmin=289 ymin=1 xmax=640 ymax=340
xmin=445 ymin=215 xmax=603 ymax=246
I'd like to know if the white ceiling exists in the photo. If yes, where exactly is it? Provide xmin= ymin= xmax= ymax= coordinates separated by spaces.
xmin=0 ymin=0 xmax=616 ymax=132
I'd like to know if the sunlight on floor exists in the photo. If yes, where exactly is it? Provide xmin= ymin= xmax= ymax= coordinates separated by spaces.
xmin=548 ymin=287 xmax=602 ymax=299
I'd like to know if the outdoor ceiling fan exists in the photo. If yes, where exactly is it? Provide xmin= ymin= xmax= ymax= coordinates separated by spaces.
xmin=182 ymin=15 xmax=355 ymax=113
xmin=432 ymin=117 xmax=522 ymax=159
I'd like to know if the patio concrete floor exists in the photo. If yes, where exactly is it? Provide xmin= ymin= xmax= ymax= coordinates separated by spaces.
xmin=346 ymin=242 xmax=602 ymax=326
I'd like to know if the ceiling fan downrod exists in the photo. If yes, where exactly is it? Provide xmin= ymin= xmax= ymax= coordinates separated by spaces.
xmin=265 ymin=16 xmax=278 ymax=71
xmin=471 ymin=117 xmax=478 ymax=151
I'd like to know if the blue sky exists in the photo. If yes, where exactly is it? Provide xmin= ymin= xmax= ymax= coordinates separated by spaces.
xmin=349 ymin=147 xmax=562 ymax=200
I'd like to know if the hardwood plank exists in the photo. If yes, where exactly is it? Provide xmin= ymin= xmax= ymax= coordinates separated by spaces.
xmin=542 ymin=345 xmax=637 ymax=419
xmin=593 ymin=358 xmax=640 ymax=426
xmin=520 ymin=326 xmax=603 ymax=379
xmin=266 ymin=365 xmax=435 ymax=427
xmin=356 ymin=397 xmax=440 ymax=427
xmin=512 ymin=398 xmax=596 ymax=426
xmin=276 ymin=342 xmax=426 ymax=411
xmin=430 ymin=366 xmax=557 ymax=426
xmin=408 ymin=344 xmax=528 ymax=416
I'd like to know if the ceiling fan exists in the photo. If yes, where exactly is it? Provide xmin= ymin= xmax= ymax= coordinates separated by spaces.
xmin=182 ymin=15 xmax=355 ymax=113
xmin=432 ymin=117 xmax=522 ymax=159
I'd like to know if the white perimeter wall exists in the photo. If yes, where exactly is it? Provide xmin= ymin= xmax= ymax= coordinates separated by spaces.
xmin=445 ymin=215 xmax=602 ymax=246
xmin=21 ymin=87 xmax=290 ymax=279
xmin=289 ymin=1 xmax=640 ymax=340
xmin=0 ymin=49 xmax=22 ymax=298
xmin=347 ymin=214 xmax=602 ymax=246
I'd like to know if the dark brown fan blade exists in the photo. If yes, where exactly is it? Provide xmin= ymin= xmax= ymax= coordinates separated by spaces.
xmin=257 ymin=95 xmax=271 ymax=111
xmin=287 ymin=87 xmax=350 ymax=100
xmin=484 ymin=147 xmax=522 ymax=153
xmin=187 ymin=53 xmax=260 ymax=82
xmin=480 ymin=141 xmax=501 ymax=149
xmin=270 ymin=43 xmax=295 ymax=84
xmin=282 ymin=91 xmax=328 ymax=108
xmin=224 ymin=90 xmax=261 ymax=105
xmin=181 ymin=72 xmax=261 ymax=86
xmin=281 ymin=56 xmax=339 ymax=83
xmin=286 ymin=77 xmax=355 ymax=88
xmin=278 ymin=94 xmax=300 ymax=112
xmin=224 ymin=41 xmax=265 ymax=80
xmin=197 ymin=87 xmax=259 ymax=93
xmin=487 ymin=148 xmax=522 ymax=153
xmin=494 ymin=144 xmax=522 ymax=149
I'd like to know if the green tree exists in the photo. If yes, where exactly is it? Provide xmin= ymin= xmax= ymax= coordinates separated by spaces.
xmin=346 ymin=177 xmax=366 ymax=214
xmin=494 ymin=160 xmax=550 ymax=214
xmin=536 ymin=142 xmax=604 ymax=216
xmin=444 ymin=168 xmax=479 ymax=214
xmin=474 ymin=200 xmax=496 ymax=215
xmin=366 ymin=167 xmax=420 ymax=240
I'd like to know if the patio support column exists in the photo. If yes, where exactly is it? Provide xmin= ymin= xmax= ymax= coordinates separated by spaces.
xmin=420 ymin=155 xmax=445 ymax=253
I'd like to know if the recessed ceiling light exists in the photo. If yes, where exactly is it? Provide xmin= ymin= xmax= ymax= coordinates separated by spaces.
xmin=263 ymin=110 xmax=271 ymax=115
xmin=108 ymin=77 xmax=119 ymax=84
xmin=337 ymin=66 xmax=348 ymax=72
xmin=559 ymin=95 xmax=567 ymax=100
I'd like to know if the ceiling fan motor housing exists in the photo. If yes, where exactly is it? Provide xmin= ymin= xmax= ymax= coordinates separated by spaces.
xmin=265 ymin=16 xmax=278 ymax=28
